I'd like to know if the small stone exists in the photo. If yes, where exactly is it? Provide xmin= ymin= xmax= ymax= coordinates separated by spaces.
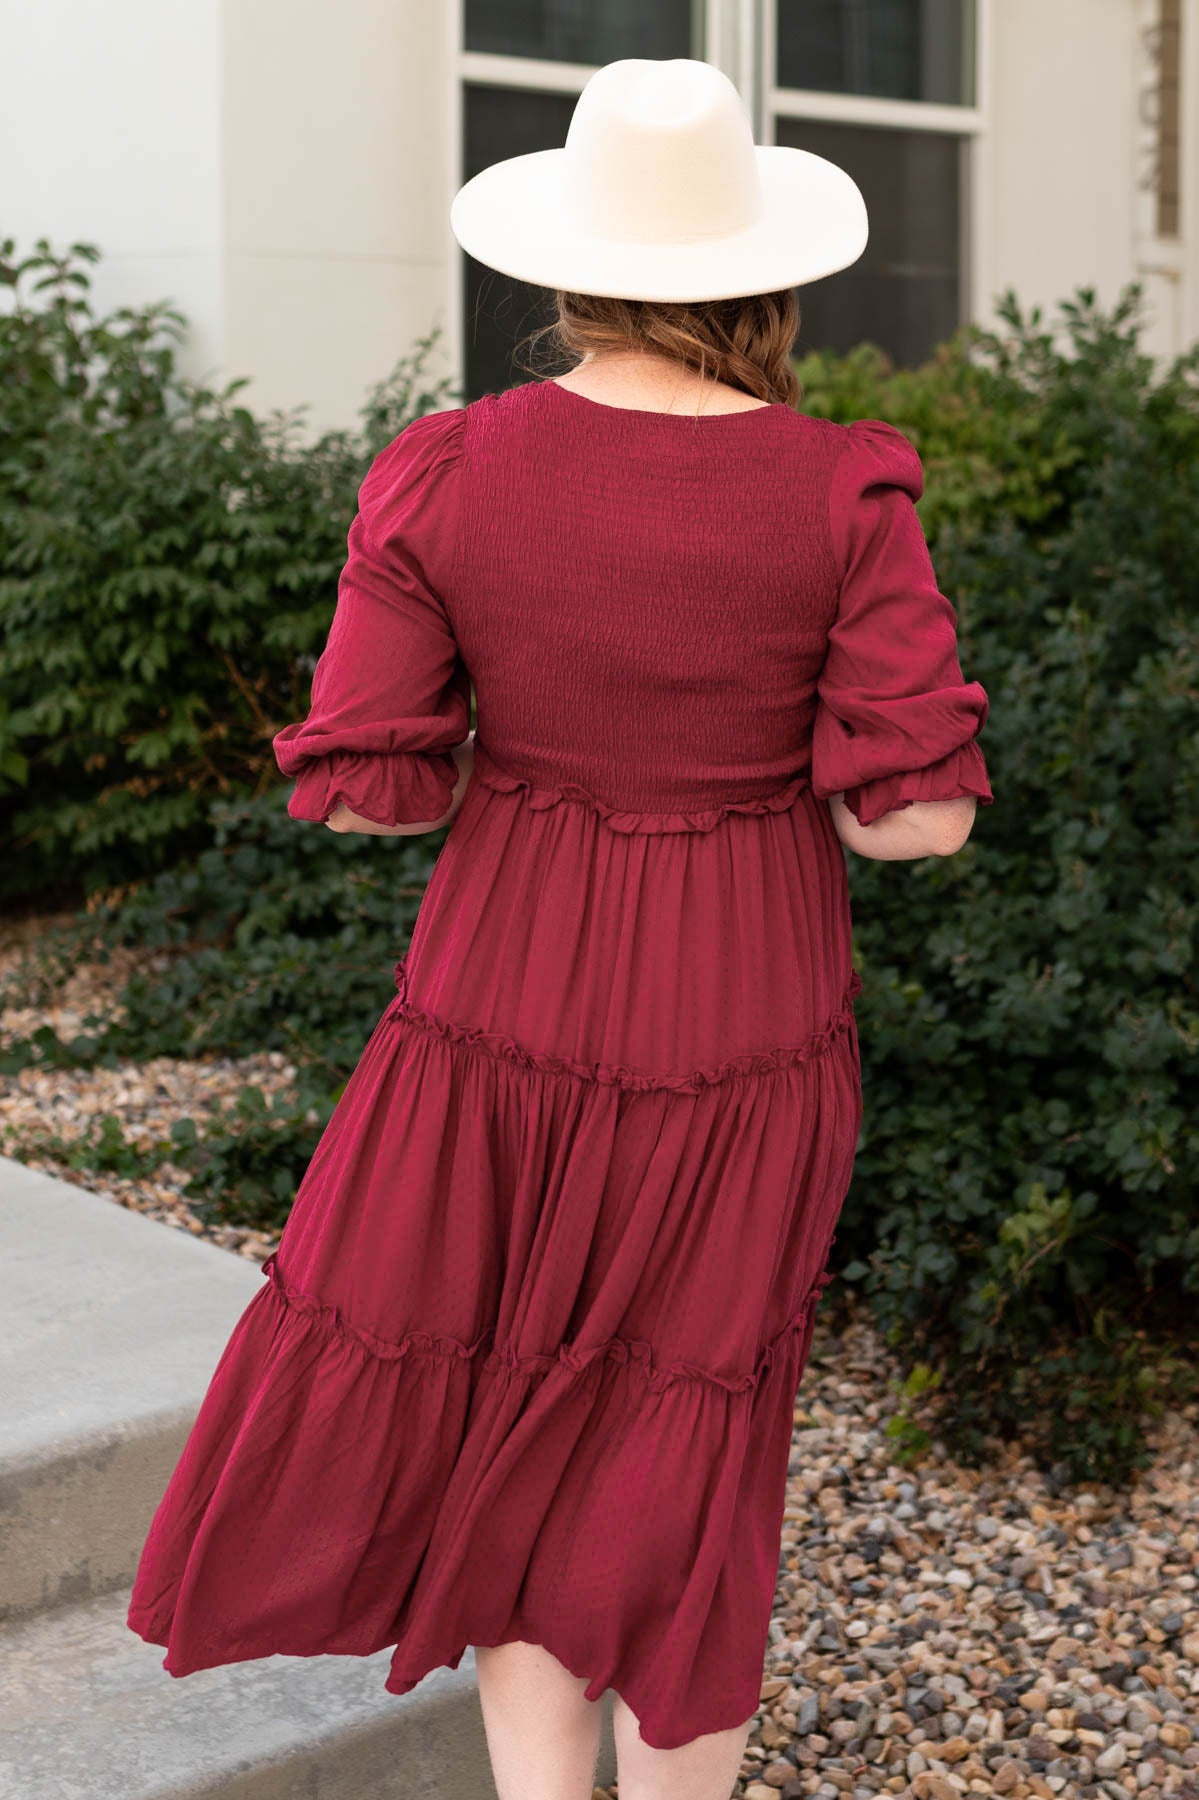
xmin=796 ymin=1696 xmax=820 ymax=1734
xmin=1096 ymin=1743 xmax=1129 ymax=1775
xmin=912 ymin=1779 xmax=960 ymax=1800
xmin=849 ymin=1701 xmax=878 ymax=1741
xmin=761 ymin=1759 xmax=797 ymax=1788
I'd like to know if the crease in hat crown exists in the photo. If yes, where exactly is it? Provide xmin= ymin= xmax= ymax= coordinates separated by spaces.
xmin=563 ymin=59 xmax=764 ymax=246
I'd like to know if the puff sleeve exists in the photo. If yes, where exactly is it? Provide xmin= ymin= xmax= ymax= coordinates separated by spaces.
xmin=272 ymin=408 xmax=471 ymax=827
xmin=811 ymin=419 xmax=994 ymax=827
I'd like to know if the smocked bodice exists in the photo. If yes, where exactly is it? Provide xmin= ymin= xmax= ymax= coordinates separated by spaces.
xmin=272 ymin=377 xmax=993 ymax=833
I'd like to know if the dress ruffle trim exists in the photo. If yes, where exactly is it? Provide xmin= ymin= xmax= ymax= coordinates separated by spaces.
xmin=282 ymin=747 xmax=459 ymax=828
xmin=389 ymin=955 xmax=862 ymax=1094
xmin=257 ymin=1247 xmax=837 ymax=1396
xmin=843 ymin=736 xmax=995 ymax=827
xmin=470 ymin=746 xmax=810 ymax=834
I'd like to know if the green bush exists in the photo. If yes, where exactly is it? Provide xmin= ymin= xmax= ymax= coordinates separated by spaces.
xmin=0 ymin=237 xmax=461 ymax=905
xmin=0 ymin=786 xmax=449 ymax=1229
xmin=2 ymin=245 xmax=1195 ymax=1483
xmin=797 ymin=284 xmax=1199 ymax=1482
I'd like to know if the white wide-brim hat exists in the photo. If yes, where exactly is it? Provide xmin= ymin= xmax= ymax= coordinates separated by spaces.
xmin=450 ymin=57 xmax=868 ymax=304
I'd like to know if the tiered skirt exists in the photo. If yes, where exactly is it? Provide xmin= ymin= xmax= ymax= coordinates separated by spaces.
xmin=126 ymin=747 xmax=864 ymax=1751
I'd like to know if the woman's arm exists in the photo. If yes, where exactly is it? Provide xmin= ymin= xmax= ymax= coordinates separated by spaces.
xmin=326 ymin=732 xmax=476 ymax=837
xmin=826 ymin=791 xmax=978 ymax=861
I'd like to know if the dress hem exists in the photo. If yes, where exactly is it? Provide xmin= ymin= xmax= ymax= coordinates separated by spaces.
xmin=124 ymin=1609 xmax=763 ymax=1753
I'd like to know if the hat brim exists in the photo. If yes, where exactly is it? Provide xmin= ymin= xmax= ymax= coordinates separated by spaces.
xmin=449 ymin=144 xmax=868 ymax=302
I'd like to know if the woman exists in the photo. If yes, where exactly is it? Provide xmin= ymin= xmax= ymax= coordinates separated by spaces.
xmin=127 ymin=56 xmax=993 ymax=1800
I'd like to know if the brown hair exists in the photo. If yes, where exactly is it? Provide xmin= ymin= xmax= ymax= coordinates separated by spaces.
xmin=512 ymin=288 xmax=804 ymax=408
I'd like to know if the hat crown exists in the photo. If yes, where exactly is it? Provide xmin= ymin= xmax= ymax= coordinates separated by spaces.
xmin=563 ymin=59 xmax=763 ymax=246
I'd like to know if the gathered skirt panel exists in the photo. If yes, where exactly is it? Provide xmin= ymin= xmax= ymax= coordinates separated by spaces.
xmin=410 ymin=757 xmax=857 ymax=1072
xmin=126 ymin=762 xmax=864 ymax=1751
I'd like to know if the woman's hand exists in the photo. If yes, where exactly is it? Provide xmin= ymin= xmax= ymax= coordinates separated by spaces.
xmin=325 ymin=732 xmax=476 ymax=838
xmin=826 ymin=791 xmax=978 ymax=860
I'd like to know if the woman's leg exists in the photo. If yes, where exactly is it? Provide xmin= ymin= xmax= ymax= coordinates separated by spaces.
xmin=611 ymin=1692 xmax=754 ymax=1800
xmin=474 ymin=1640 xmax=605 ymax=1800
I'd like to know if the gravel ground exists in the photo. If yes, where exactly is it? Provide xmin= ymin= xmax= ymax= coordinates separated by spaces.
xmin=0 ymin=909 xmax=289 ymax=1261
xmin=3 ymin=913 xmax=1196 ymax=1798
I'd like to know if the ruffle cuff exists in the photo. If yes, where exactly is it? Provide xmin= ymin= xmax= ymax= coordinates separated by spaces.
xmin=841 ymin=736 xmax=994 ymax=827
xmin=283 ymin=748 xmax=459 ymax=828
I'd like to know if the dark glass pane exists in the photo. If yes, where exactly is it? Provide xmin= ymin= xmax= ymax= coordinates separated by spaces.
xmin=465 ymin=0 xmax=695 ymax=64
xmin=462 ymin=84 xmax=579 ymax=402
xmin=777 ymin=0 xmax=975 ymax=106
xmin=775 ymin=116 xmax=963 ymax=368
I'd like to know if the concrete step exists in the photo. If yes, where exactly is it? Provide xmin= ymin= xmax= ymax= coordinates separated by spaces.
xmin=0 ymin=1155 xmax=620 ymax=1796
xmin=0 ymin=1581 xmax=507 ymax=1800
xmin=0 ymin=1154 xmax=263 ymax=1621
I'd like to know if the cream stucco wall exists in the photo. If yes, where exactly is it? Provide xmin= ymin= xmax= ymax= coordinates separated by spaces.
xmin=220 ymin=0 xmax=459 ymax=432
xmin=984 ymin=0 xmax=1195 ymax=362
xmin=2 ymin=0 xmax=224 ymax=379
xmin=986 ymin=0 xmax=1137 ymax=327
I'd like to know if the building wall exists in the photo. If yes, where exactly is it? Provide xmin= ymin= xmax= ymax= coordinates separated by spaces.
xmin=4 ymin=1 xmax=1196 ymax=431
xmin=986 ymin=0 xmax=1194 ymax=362
xmin=987 ymin=0 xmax=1137 ymax=333
xmin=220 ymin=0 xmax=458 ymax=429
xmin=2 ymin=0 xmax=224 ymax=379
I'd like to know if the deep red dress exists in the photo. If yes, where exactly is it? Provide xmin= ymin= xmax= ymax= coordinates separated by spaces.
xmin=126 ymin=377 xmax=993 ymax=1750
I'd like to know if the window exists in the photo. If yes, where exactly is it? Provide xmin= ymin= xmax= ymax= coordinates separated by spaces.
xmin=459 ymin=6 xmax=702 ymax=398
xmin=772 ymin=116 xmax=966 ymax=369
xmin=464 ymin=2 xmax=697 ymax=66
xmin=460 ymin=82 xmax=581 ymax=403
xmin=769 ymin=0 xmax=979 ymax=367
xmin=776 ymin=0 xmax=975 ymax=105
xmin=457 ymin=0 xmax=980 ymax=395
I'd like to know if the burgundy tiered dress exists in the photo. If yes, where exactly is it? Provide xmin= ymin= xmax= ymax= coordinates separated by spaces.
xmin=126 ymin=377 xmax=993 ymax=1750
